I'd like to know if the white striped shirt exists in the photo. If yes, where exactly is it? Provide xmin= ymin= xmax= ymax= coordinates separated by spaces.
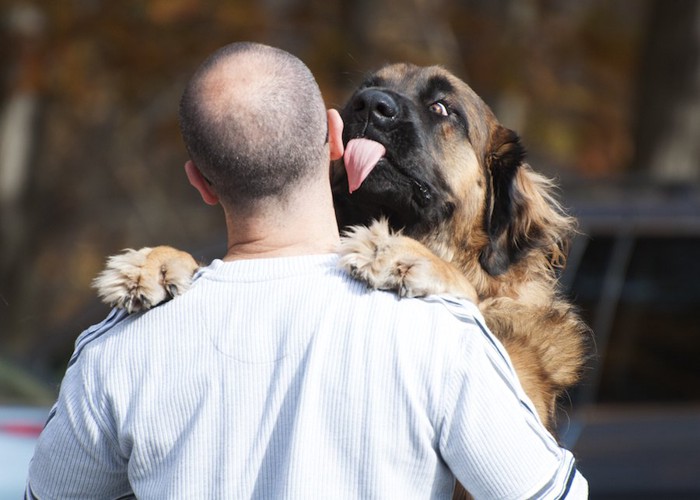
xmin=27 ymin=254 xmax=586 ymax=499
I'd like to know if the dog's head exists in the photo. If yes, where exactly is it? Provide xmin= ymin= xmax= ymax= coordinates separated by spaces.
xmin=331 ymin=63 xmax=573 ymax=277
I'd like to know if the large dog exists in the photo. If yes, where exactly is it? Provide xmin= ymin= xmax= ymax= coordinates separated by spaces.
xmin=329 ymin=64 xmax=589 ymax=429
xmin=95 ymin=64 xmax=589 ymax=485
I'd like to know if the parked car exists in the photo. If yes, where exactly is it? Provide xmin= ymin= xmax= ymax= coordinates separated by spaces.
xmin=0 ymin=358 xmax=54 ymax=500
xmin=558 ymin=181 xmax=700 ymax=499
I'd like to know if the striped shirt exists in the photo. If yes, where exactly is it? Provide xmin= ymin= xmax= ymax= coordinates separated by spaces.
xmin=27 ymin=254 xmax=587 ymax=499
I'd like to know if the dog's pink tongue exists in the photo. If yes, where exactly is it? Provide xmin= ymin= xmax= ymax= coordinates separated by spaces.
xmin=344 ymin=138 xmax=386 ymax=193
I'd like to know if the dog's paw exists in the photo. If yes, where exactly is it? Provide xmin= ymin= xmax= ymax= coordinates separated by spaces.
xmin=338 ymin=219 xmax=409 ymax=295
xmin=93 ymin=246 xmax=199 ymax=313
xmin=338 ymin=219 xmax=477 ymax=302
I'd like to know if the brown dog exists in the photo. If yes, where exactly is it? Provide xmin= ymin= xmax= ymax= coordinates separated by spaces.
xmin=330 ymin=64 xmax=589 ymax=429
xmin=329 ymin=63 xmax=589 ymax=500
xmin=94 ymin=63 xmax=589 ymax=496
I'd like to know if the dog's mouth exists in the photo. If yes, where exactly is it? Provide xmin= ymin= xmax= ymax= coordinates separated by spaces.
xmin=343 ymin=138 xmax=386 ymax=193
xmin=341 ymin=135 xmax=434 ymax=208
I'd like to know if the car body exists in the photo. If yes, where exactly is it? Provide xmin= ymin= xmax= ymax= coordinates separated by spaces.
xmin=558 ymin=181 xmax=700 ymax=499
xmin=0 ymin=359 xmax=54 ymax=499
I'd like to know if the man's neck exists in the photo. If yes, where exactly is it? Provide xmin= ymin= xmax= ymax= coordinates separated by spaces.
xmin=221 ymin=188 xmax=340 ymax=262
xmin=223 ymin=228 xmax=339 ymax=261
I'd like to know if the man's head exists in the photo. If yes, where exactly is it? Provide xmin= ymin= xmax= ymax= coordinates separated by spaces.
xmin=179 ymin=42 xmax=334 ymax=210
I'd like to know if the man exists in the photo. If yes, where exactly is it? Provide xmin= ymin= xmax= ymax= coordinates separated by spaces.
xmin=27 ymin=42 xmax=587 ymax=499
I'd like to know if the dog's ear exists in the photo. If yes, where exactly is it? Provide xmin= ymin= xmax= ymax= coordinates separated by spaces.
xmin=480 ymin=125 xmax=574 ymax=276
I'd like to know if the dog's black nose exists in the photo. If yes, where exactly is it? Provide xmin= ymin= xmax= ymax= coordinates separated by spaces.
xmin=351 ymin=89 xmax=399 ymax=128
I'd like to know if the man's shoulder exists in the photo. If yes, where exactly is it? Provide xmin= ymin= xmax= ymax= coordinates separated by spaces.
xmin=380 ymin=293 xmax=486 ymax=334
xmin=68 ymin=296 xmax=191 ymax=367
xmin=419 ymin=295 xmax=484 ymax=324
xmin=385 ymin=295 xmax=515 ymax=372
xmin=67 ymin=308 xmax=136 ymax=368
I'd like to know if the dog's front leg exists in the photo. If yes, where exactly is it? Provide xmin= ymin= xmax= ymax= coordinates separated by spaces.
xmin=93 ymin=246 xmax=199 ymax=313
xmin=338 ymin=219 xmax=478 ymax=303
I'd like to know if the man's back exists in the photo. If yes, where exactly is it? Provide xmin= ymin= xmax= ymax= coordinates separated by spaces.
xmin=28 ymin=254 xmax=583 ymax=499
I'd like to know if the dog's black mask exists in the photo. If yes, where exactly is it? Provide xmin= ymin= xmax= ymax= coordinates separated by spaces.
xmin=330 ymin=65 xmax=556 ymax=278
xmin=331 ymin=76 xmax=456 ymax=238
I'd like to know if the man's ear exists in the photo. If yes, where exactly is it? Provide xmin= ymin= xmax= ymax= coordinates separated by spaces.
xmin=184 ymin=160 xmax=219 ymax=206
xmin=327 ymin=108 xmax=344 ymax=161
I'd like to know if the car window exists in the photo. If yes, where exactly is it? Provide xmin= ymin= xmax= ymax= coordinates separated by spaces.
xmin=568 ymin=235 xmax=700 ymax=404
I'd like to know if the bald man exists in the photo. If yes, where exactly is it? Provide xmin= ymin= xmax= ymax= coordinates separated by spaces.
xmin=27 ymin=43 xmax=587 ymax=499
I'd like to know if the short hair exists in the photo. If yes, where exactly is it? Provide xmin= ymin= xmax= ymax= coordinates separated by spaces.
xmin=179 ymin=42 xmax=328 ymax=207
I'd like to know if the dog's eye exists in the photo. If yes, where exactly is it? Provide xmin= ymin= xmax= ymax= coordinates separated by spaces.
xmin=429 ymin=101 xmax=449 ymax=116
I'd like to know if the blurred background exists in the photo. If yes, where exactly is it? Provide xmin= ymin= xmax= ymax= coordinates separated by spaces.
xmin=0 ymin=0 xmax=699 ymax=498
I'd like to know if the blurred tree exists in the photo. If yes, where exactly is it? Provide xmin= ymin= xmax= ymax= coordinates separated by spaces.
xmin=0 ymin=3 xmax=45 ymax=362
xmin=632 ymin=0 xmax=700 ymax=182
xmin=450 ymin=0 xmax=646 ymax=177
